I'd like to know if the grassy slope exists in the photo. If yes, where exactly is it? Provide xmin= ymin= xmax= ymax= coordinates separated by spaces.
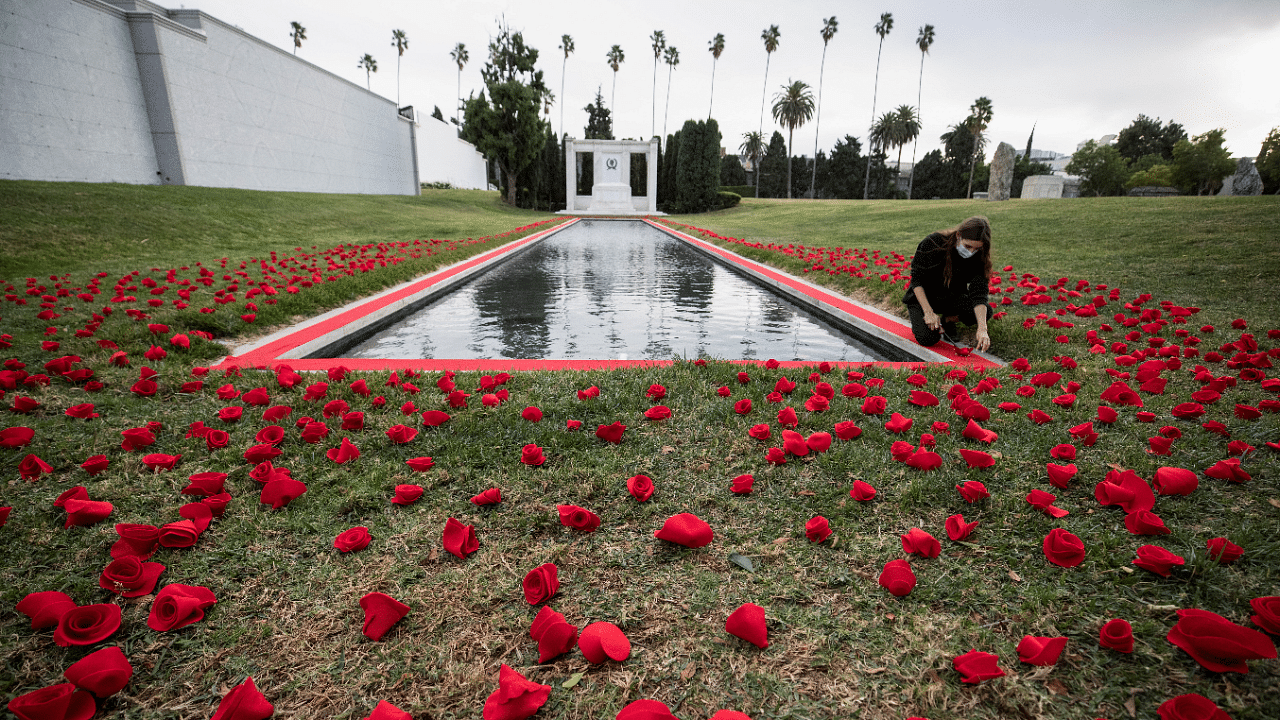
xmin=0 ymin=184 xmax=1277 ymax=720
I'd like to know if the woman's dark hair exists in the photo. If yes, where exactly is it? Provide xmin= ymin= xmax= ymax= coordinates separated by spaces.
xmin=937 ymin=216 xmax=992 ymax=287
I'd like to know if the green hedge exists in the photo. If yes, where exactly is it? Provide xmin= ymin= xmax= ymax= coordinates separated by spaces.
xmin=717 ymin=191 xmax=741 ymax=209
xmin=720 ymin=184 xmax=753 ymax=197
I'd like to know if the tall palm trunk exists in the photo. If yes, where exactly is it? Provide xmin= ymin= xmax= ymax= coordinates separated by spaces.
xmin=611 ymin=74 xmax=617 ymax=118
xmin=810 ymin=45 xmax=829 ymax=199
xmin=663 ymin=63 xmax=674 ymax=139
xmin=862 ymin=41 xmax=885 ymax=199
xmin=786 ymin=128 xmax=794 ymax=199
xmin=708 ymin=59 xmax=717 ymax=118
xmin=907 ymin=53 xmax=925 ymax=199
xmin=652 ymin=57 xmax=659 ymax=138
xmin=396 ymin=55 xmax=401 ymax=106
xmin=756 ymin=55 xmax=771 ymax=199
xmin=560 ymin=57 xmax=567 ymax=139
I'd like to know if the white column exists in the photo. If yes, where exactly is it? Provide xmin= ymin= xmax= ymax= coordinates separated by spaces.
xmin=647 ymin=139 xmax=658 ymax=214
xmin=564 ymin=138 xmax=576 ymax=211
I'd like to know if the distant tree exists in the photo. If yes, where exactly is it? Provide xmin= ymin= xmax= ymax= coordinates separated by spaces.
xmin=721 ymin=153 xmax=749 ymax=186
xmin=391 ymin=30 xmax=408 ymax=105
xmin=461 ymin=21 xmax=548 ymax=206
xmin=661 ymin=46 xmax=680 ymax=139
xmin=358 ymin=54 xmax=377 ymax=91
xmin=1124 ymin=163 xmax=1175 ymax=191
xmin=676 ymin=118 xmax=722 ymax=213
xmin=1256 ymin=127 xmax=1280 ymax=194
xmin=606 ymin=45 xmax=625 ymax=118
xmin=1024 ymin=123 xmax=1035 ymax=163
xmin=583 ymin=86 xmax=613 ymax=140
xmin=558 ymin=35 xmax=574 ymax=140
xmin=290 ymin=22 xmax=306 ymax=55
xmin=649 ymin=30 xmax=666 ymax=138
xmin=862 ymin=13 xmax=892 ymax=199
xmin=889 ymin=104 xmax=920 ymax=184
xmin=756 ymin=25 xmax=781 ymax=198
xmin=431 ymin=106 xmax=444 ymax=122
xmin=869 ymin=113 xmax=896 ymax=196
xmin=1170 ymin=128 xmax=1235 ymax=195
xmin=964 ymin=96 xmax=993 ymax=199
xmin=708 ymin=33 xmax=726 ymax=118
xmin=541 ymin=87 xmax=555 ymax=120
xmin=810 ymin=17 xmax=838 ymax=197
xmin=935 ymin=121 xmax=982 ymax=198
xmin=907 ymin=23 xmax=935 ymax=199
xmin=450 ymin=43 xmax=469 ymax=125
xmin=1115 ymin=114 xmax=1186 ymax=164
xmin=908 ymin=149 xmax=947 ymax=199
xmin=771 ymin=79 xmax=815 ymax=198
xmin=1066 ymin=140 xmax=1128 ymax=196
xmin=757 ymin=130 xmax=789 ymax=198
xmin=739 ymin=131 xmax=764 ymax=189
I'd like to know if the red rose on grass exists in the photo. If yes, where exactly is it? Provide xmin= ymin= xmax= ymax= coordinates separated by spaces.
xmin=834 ymin=421 xmax=862 ymax=440
xmin=595 ymin=421 xmax=626 ymax=443
xmin=730 ymin=474 xmax=755 ymax=494
xmin=326 ymin=437 xmax=361 ymax=464
xmin=962 ymin=419 xmax=998 ymax=443
xmin=63 ymin=645 xmax=133 ymax=698
xmin=63 ymin=497 xmax=113 ymax=528
xmin=262 ymin=405 xmax=291 ymax=422
xmin=861 ymin=396 xmax=887 ymax=415
xmin=385 ymin=424 xmax=418 ymax=444
xmin=1166 ymin=608 xmax=1277 ymax=673
xmin=528 ymin=606 xmax=578 ymax=662
xmin=952 ymin=649 xmax=1005 ymax=684
xmin=579 ymin=621 xmax=631 ymax=664
xmin=901 ymin=527 xmax=941 ymax=558
xmin=111 ymin=524 xmax=159 ymax=560
xmin=364 ymin=701 xmax=411 ymax=720
xmin=1250 ymin=597 xmax=1280 ymax=635
xmin=1125 ymin=509 xmax=1171 ymax=535
xmin=471 ymin=488 xmax=502 ymax=505
xmin=522 ymin=563 xmax=559 ymax=605
xmin=945 ymin=513 xmax=979 ymax=541
xmin=1206 ymin=537 xmax=1243 ymax=565
xmin=99 ymin=557 xmax=165 ymax=598
xmin=217 ymin=406 xmax=243 ymax=423
xmin=260 ymin=477 xmax=307 ymax=509
xmin=904 ymin=448 xmax=942 ymax=471
xmin=1154 ymin=466 xmax=1198 ymax=495
xmin=878 ymin=559 xmax=916 ymax=597
xmin=521 ymin=406 xmax=543 ymax=422
xmin=210 ymin=676 xmax=273 ymax=720
xmin=1100 ymin=619 xmax=1134 ymax=653
xmin=775 ymin=406 xmax=799 ymax=427
xmin=654 ymin=513 xmax=713 ymax=548
xmin=644 ymin=405 xmax=672 ymax=420
xmin=957 ymin=480 xmax=990 ymax=503
xmin=54 ymin=603 xmax=121 ymax=647
xmin=519 ymin=443 xmax=545 ymax=466
xmin=773 ymin=376 xmax=796 ymax=394
xmin=0 ymin=427 xmax=33 ymax=448
xmin=805 ymin=516 xmax=832 ymax=543
xmin=1046 ymin=463 xmax=1078 ymax=489
xmin=725 ymin=602 xmax=768 ymax=649
xmin=1027 ymin=489 xmax=1069 ymax=518
xmin=19 ymin=453 xmax=54 ymax=481
xmin=849 ymin=480 xmax=876 ymax=501
xmin=1017 ymin=635 xmax=1067 ymax=666
xmin=1204 ymin=458 xmax=1251 ymax=483
xmin=734 ymin=398 xmax=752 ymax=414
xmin=842 ymin=382 xmax=868 ymax=398
xmin=627 ymin=475 xmax=655 ymax=501
xmin=884 ymin=412 xmax=914 ymax=434
xmin=442 ymin=517 xmax=478 ymax=559
xmin=391 ymin=484 xmax=423 ymax=505
xmin=1042 ymin=528 xmax=1085 ymax=567
xmin=646 ymin=383 xmax=667 ymax=399
xmin=748 ymin=423 xmax=771 ymax=440
xmin=360 ymin=592 xmax=410 ymax=641
xmin=566 ymin=419 xmax=581 ymax=431
xmin=577 ymin=385 xmax=600 ymax=400
xmin=558 ymin=505 xmax=601 ymax=532
xmin=959 ymin=448 xmax=995 ymax=469
xmin=335 ymin=526 xmax=372 ymax=553
xmin=1156 ymin=694 xmax=1232 ymax=720
xmin=6 ymin=683 xmax=96 ymax=720
xmin=482 ymin=664 xmax=551 ymax=720
xmin=405 ymin=456 xmax=434 ymax=472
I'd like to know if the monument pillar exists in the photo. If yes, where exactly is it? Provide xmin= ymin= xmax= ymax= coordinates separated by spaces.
xmin=558 ymin=138 xmax=664 ymax=216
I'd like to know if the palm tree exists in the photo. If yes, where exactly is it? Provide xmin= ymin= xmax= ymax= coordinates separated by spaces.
xmin=862 ymin=12 xmax=893 ymax=199
xmin=542 ymin=88 xmax=555 ymax=119
xmin=891 ymin=104 xmax=921 ymax=188
xmin=450 ymin=43 xmax=469 ymax=126
xmin=870 ymin=112 xmax=896 ymax=195
xmin=810 ymin=16 xmax=837 ymax=198
xmin=606 ymin=45 xmax=625 ymax=120
xmin=772 ymin=80 xmax=815 ymax=199
xmin=707 ymin=33 xmax=726 ymax=118
xmin=290 ymin=22 xmax=306 ymax=55
xmin=740 ymin=131 xmax=764 ymax=189
xmin=906 ymin=24 xmax=935 ymax=199
xmin=756 ymin=25 xmax=781 ymax=198
xmin=358 ymin=54 xmax=377 ymax=91
xmin=649 ymin=30 xmax=666 ymax=138
xmin=391 ymin=30 xmax=408 ymax=106
xmin=662 ymin=46 xmax=680 ymax=139
xmin=558 ymin=35 xmax=574 ymax=140
xmin=966 ymin=96 xmax=994 ymax=198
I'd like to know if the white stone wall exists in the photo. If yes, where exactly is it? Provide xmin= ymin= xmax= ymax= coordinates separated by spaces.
xmin=0 ymin=0 xmax=487 ymax=194
xmin=0 ymin=0 xmax=160 ymax=183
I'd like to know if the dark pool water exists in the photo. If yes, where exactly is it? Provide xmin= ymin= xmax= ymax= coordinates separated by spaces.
xmin=345 ymin=220 xmax=883 ymax=361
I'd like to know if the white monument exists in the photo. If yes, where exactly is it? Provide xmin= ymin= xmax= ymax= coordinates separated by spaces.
xmin=560 ymin=138 xmax=662 ymax=215
xmin=1021 ymin=175 xmax=1066 ymax=199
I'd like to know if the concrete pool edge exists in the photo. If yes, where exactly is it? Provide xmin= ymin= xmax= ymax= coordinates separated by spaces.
xmin=212 ymin=217 xmax=1001 ymax=373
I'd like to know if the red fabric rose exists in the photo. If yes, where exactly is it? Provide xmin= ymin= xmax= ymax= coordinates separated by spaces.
xmin=334 ymin=526 xmax=372 ymax=552
xmin=471 ymin=487 xmax=502 ymax=505
xmin=63 ymin=645 xmax=133 ymax=698
xmin=577 ymin=385 xmax=600 ymax=400
xmin=326 ymin=437 xmax=361 ymax=464
xmin=878 ymin=558 xmax=916 ymax=597
xmin=6 ymin=683 xmax=95 ymax=720
xmin=1250 ymin=596 xmax=1280 ymax=635
xmin=20 ymin=453 xmax=55 ymax=481
xmin=16 ymin=591 xmax=77 ymax=629
xmin=654 ymin=513 xmax=713 ymax=548
xmin=260 ymin=478 xmax=307 ymax=509
xmin=391 ymin=484 xmax=423 ymax=505
xmin=861 ymin=396 xmax=887 ymax=415
xmin=385 ymin=424 xmax=418 ymax=444
xmin=210 ymin=676 xmax=273 ymax=720
xmin=1206 ymin=537 xmax=1243 ymax=565
xmin=901 ymin=527 xmax=941 ymax=558
xmin=748 ymin=423 xmax=771 ymax=440
xmin=1133 ymin=545 xmax=1185 ymax=576
xmin=884 ymin=412 xmax=914 ymax=434
xmin=850 ymin=480 xmax=877 ymax=501
xmin=110 ymin=524 xmax=159 ymax=560
xmin=904 ymin=448 xmax=941 ymax=471
xmin=734 ymin=398 xmax=752 ymax=414
xmin=1 ymin=427 xmax=34 ymax=447
xmin=1125 ymin=509 xmax=1171 ymax=535
xmin=725 ymin=602 xmax=768 ymax=648
xmin=1017 ymin=635 xmax=1067 ymax=666
xmin=806 ymin=431 xmax=832 ymax=453
xmin=558 ymin=505 xmax=601 ymax=532
xmin=959 ymin=448 xmax=995 ymax=469
xmin=1204 ymin=458 xmax=1251 ymax=483
xmin=1046 ymin=463 xmax=1077 ymax=489
xmin=644 ymin=405 xmax=672 ymax=420
xmin=627 ymin=474 xmax=655 ymax=501
xmin=147 ymin=583 xmax=216 ymax=631
xmin=522 ymin=563 xmax=559 ymax=605
xmin=442 ymin=517 xmax=478 ymax=559
xmin=1156 ymin=694 xmax=1232 ymax=720
xmin=595 ymin=421 xmax=626 ymax=443
xmin=63 ymin=497 xmax=113 ymax=529
xmin=482 ymin=664 xmax=550 ymax=720
xmin=646 ymin=383 xmax=667 ymax=399
xmin=519 ymin=443 xmax=545 ymax=466
xmin=804 ymin=516 xmax=831 ymax=543
xmin=363 ymin=701 xmax=411 ymax=720
xmin=957 ymin=480 xmax=990 ymax=503
xmin=243 ymin=443 xmax=282 ymax=464
xmin=834 ymin=421 xmax=862 ymax=439
xmin=776 ymin=406 xmax=798 ymax=427
xmin=528 ymin=606 xmax=578 ymax=663
xmin=1100 ymin=618 xmax=1134 ymax=653
xmin=360 ymin=592 xmax=409 ymax=640
xmin=1095 ymin=469 xmax=1156 ymax=513
xmin=520 ymin=406 xmax=543 ymax=422
xmin=54 ymin=603 xmax=121 ymax=646
xmin=262 ymin=405 xmax=292 ymax=422
xmin=80 ymin=455 xmax=109 ymax=476
xmin=962 ymin=419 xmax=998 ymax=444
xmin=952 ymin=649 xmax=1005 ymax=684
xmin=945 ymin=513 xmax=979 ymax=541
xmin=1166 ymin=608 xmax=1276 ymax=673
xmin=99 ymin=557 xmax=165 ymax=597
xmin=142 ymin=453 xmax=181 ymax=470
xmin=781 ymin=429 xmax=809 ymax=457
xmin=773 ymin=376 xmax=796 ymax=394
xmin=1027 ymin=489 xmax=1069 ymax=518
xmin=730 ymin=474 xmax=754 ymax=494
xmin=764 ymin=447 xmax=786 ymax=465
xmin=1042 ymin=528 xmax=1085 ymax=567
xmin=579 ymin=621 xmax=631 ymax=663
xmin=404 ymin=456 xmax=434 ymax=472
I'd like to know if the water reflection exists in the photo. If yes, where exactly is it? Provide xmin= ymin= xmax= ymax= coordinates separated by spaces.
xmin=345 ymin=220 xmax=881 ymax=361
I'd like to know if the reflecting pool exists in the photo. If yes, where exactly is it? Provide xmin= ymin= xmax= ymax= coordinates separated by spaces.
xmin=345 ymin=220 xmax=884 ymax=361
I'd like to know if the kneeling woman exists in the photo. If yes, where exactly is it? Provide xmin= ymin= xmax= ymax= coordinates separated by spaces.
xmin=903 ymin=216 xmax=995 ymax=352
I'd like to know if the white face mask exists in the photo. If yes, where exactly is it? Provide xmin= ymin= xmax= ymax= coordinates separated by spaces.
xmin=956 ymin=243 xmax=978 ymax=259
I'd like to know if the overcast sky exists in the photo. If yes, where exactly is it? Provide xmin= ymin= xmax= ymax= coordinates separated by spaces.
xmin=186 ymin=0 xmax=1278 ymax=164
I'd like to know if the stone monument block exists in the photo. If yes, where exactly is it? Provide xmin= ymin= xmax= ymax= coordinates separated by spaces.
xmin=1219 ymin=157 xmax=1263 ymax=196
xmin=987 ymin=142 xmax=1017 ymax=201
xmin=1021 ymin=175 xmax=1064 ymax=199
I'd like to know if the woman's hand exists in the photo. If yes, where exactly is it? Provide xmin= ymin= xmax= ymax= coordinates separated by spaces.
xmin=922 ymin=309 xmax=941 ymax=331
xmin=974 ymin=329 xmax=990 ymax=352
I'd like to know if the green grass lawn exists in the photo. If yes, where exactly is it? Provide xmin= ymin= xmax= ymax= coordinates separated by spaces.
xmin=1 ymin=183 xmax=1278 ymax=720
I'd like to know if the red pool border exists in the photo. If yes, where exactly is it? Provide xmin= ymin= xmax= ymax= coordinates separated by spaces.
xmin=214 ymin=216 xmax=997 ymax=374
